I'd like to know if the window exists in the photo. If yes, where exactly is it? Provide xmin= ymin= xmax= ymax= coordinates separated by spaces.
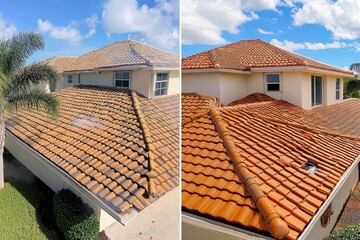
xmin=114 ymin=71 xmax=131 ymax=88
xmin=155 ymin=73 xmax=169 ymax=96
xmin=266 ymin=74 xmax=280 ymax=91
xmin=311 ymin=75 xmax=323 ymax=106
xmin=78 ymin=74 xmax=81 ymax=84
xmin=67 ymin=75 xmax=73 ymax=84
xmin=336 ymin=78 xmax=340 ymax=100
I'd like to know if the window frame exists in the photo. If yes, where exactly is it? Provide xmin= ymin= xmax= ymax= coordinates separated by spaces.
xmin=154 ymin=72 xmax=169 ymax=97
xmin=67 ymin=75 xmax=73 ymax=84
xmin=265 ymin=73 xmax=281 ymax=92
xmin=114 ymin=71 xmax=131 ymax=89
xmin=336 ymin=78 xmax=340 ymax=100
xmin=311 ymin=75 xmax=323 ymax=107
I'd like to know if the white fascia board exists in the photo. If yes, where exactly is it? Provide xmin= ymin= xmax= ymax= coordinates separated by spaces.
xmin=182 ymin=68 xmax=251 ymax=74
xmin=298 ymin=154 xmax=360 ymax=240
xmin=182 ymin=212 xmax=274 ymax=240
xmin=250 ymin=66 xmax=354 ymax=77
xmin=5 ymin=130 xmax=138 ymax=225
xmin=143 ymin=66 xmax=179 ymax=71
xmin=63 ymin=65 xmax=150 ymax=74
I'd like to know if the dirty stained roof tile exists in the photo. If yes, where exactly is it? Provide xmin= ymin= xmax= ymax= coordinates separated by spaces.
xmin=5 ymin=85 xmax=179 ymax=217
xmin=182 ymin=92 xmax=360 ymax=239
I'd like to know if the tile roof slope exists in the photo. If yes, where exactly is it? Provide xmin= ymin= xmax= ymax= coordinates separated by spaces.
xmin=228 ymin=92 xmax=275 ymax=106
xmin=64 ymin=40 xmax=179 ymax=72
xmin=42 ymin=56 xmax=78 ymax=72
xmin=182 ymin=96 xmax=360 ymax=239
xmin=182 ymin=92 xmax=221 ymax=125
xmin=5 ymin=86 xmax=179 ymax=215
xmin=136 ymin=93 xmax=180 ymax=198
xmin=312 ymin=98 xmax=360 ymax=137
xmin=182 ymin=39 xmax=352 ymax=75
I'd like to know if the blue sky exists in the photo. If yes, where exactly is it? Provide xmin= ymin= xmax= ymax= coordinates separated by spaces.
xmin=0 ymin=0 xmax=179 ymax=63
xmin=182 ymin=0 xmax=360 ymax=70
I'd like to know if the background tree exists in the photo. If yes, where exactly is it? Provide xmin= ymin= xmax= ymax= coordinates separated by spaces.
xmin=0 ymin=31 xmax=60 ymax=189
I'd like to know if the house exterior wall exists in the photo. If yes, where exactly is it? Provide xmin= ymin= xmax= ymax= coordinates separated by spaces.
xmin=219 ymin=73 xmax=247 ymax=105
xmin=182 ymin=72 xmax=221 ymax=98
xmin=5 ymin=132 xmax=116 ymax=231
xmin=132 ymin=70 xmax=152 ymax=97
xmin=182 ymin=70 xmax=345 ymax=109
xmin=166 ymin=70 xmax=180 ymax=96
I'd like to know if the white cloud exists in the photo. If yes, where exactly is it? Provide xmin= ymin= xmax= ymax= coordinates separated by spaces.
xmin=102 ymin=0 xmax=179 ymax=53
xmin=258 ymin=28 xmax=274 ymax=35
xmin=0 ymin=16 xmax=17 ymax=40
xmin=182 ymin=0 xmax=260 ymax=45
xmin=38 ymin=19 xmax=82 ymax=43
xmin=293 ymin=0 xmax=360 ymax=40
xmin=37 ymin=15 xmax=99 ymax=44
xmin=85 ymin=15 xmax=99 ymax=29
xmin=242 ymin=0 xmax=281 ymax=11
xmin=270 ymin=39 xmax=348 ymax=51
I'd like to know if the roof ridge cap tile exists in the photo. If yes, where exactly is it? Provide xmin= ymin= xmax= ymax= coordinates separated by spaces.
xmin=131 ymin=91 xmax=156 ymax=198
xmin=209 ymin=107 xmax=290 ymax=239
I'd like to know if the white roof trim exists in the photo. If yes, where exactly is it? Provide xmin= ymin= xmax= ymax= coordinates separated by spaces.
xmin=5 ymin=130 xmax=138 ymax=225
xmin=251 ymin=66 xmax=354 ymax=77
xmin=143 ymin=66 xmax=179 ymax=71
xmin=63 ymin=65 xmax=150 ymax=74
xmin=182 ymin=68 xmax=251 ymax=74
xmin=182 ymin=212 xmax=273 ymax=240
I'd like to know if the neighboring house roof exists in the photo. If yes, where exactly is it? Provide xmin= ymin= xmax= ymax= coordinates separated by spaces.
xmin=312 ymin=98 xmax=360 ymax=137
xmin=5 ymin=86 xmax=179 ymax=219
xmin=182 ymin=39 xmax=353 ymax=75
xmin=41 ymin=56 xmax=78 ymax=72
xmin=63 ymin=40 xmax=179 ymax=72
xmin=182 ymin=93 xmax=360 ymax=239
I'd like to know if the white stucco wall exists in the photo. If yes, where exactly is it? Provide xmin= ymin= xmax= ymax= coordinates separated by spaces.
xmin=182 ymin=72 xmax=221 ymax=98
xmin=5 ymin=132 xmax=116 ymax=231
xmin=132 ymin=70 xmax=152 ymax=98
xmin=166 ymin=70 xmax=180 ymax=96
xmin=219 ymin=73 xmax=247 ymax=104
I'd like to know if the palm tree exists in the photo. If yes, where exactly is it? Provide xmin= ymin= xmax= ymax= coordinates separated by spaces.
xmin=0 ymin=31 xmax=61 ymax=189
xmin=350 ymin=63 xmax=360 ymax=77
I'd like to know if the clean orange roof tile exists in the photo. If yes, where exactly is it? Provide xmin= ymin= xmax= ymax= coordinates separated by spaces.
xmin=182 ymin=92 xmax=360 ymax=239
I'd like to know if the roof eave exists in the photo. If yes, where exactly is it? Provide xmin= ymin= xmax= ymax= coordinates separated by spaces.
xmin=251 ymin=66 xmax=354 ymax=77
xmin=182 ymin=212 xmax=273 ymax=240
xmin=5 ymin=130 xmax=139 ymax=225
xmin=63 ymin=64 xmax=151 ymax=74
xmin=182 ymin=68 xmax=251 ymax=74
xmin=297 ymin=154 xmax=360 ymax=240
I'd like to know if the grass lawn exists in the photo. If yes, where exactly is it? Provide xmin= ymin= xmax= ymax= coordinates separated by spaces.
xmin=0 ymin=179 xmax=59 ymax=240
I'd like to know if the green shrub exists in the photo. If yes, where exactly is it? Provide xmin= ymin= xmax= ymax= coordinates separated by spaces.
xmin=54 ymin=189 xmax=99 ymax=240
xmin=327 ymin=223 xmax=360 ymax=240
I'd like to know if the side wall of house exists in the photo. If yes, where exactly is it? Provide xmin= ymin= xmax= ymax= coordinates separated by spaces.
xmin=182 ymin=73 xmax=221 ymax=99
xmin=219 ymin=73 xmax=247 ymax=105
xmin=5 ymin=133 xmax=117 ymax=231
xmin=246 ymin=72 xmax=304 ymax=107
xmin=324 ymin=76 xmax=343 ymax=106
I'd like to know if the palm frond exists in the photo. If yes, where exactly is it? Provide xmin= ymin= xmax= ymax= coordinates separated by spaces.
xmin=0 ymin=71 xmax=10 ymax=108
xmin=1 ymin=31 xmax=44 ymax=75
xmin=350 ymin=63 xmax=360 ymax=74
xmin=7 ymin=62 xmax=60 ymax=95
xmin=6 ymin=88 xmax=61 ymax=120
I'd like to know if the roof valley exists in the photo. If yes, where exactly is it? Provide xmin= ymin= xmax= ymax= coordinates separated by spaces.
xmin=209 ymin=107 xmax=290 ymax=239
xmin=131 ymin=91 xmax=156 ymax=198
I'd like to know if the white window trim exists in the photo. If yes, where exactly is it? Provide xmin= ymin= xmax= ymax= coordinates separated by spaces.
xmin=265 ymin=73 xmax=281 ymax=92
xmin=113 ymin=71 xmax=131 ymax=89
xmin=311 ymin=75 xmax=323 ymax=107
xmin=67 ymin=75 xmax=73 ymax=84
xmin=336 ymin=78 xmax=340 ymax=100
xmin=153 ymin=72 xmax=169 ymax=97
